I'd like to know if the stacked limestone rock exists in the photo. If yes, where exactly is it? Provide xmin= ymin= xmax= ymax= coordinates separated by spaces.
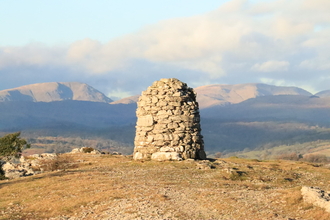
xmin=133 ymin=78 xmax=206 ymax=161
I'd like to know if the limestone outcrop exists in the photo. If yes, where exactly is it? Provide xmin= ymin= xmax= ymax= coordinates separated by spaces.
xmin=133 ymin=78 xmax=206 ymax=161
xmin=1 ymin=153 xmax=57 ymax=179
xmin=70 ymin=147 xmax=102 ymax=154
xmin=301 ymin=186 xmax=330 ymax=213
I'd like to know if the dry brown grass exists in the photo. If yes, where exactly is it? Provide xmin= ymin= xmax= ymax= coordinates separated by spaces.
xmin=0 ymin=154 xmax=330 ymax=219
xmin=21 ymin=148 xmax=45 ymax=156
xmin=38 ymin=154 xmax=78 ymax=171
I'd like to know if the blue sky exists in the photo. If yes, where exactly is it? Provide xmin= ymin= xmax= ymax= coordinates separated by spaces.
xmin=1 ymin=0 xmax=230 ymax=46
xmin=1 ymin=0 xmax=329 ymax=99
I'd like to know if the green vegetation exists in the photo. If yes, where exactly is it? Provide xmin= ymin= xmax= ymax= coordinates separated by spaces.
xmin=81 ymin=147 xmax=95 ymax=153
xmin=0 ymin=132 xmax=31 ymax=180
xmin=0 ymin=132 xmax=30 ymax=161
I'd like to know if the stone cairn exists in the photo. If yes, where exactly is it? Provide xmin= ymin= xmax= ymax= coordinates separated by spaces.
xmin=133 ymin=78 xmax=206 ymax=161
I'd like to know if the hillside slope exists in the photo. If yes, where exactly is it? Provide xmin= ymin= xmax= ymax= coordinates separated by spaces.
xmin=1 ymin=154 xmax=330 ymax=219
xmin=315 ymin=90 xmax=330 ymax=98
xmin=202 ymin=95 xmax=330 ymax=122
xmin=0 ymin=101 xmax=136 ymax=130
xmin=200 ymin=95 xmax=330 ymax=152
xmin=110 ymin=95 xmax=140 ymax=104
xmin=2 ymin=95 xmax=330 ymax=155
xmin=0 ymin=82 xmax=113 ymax=103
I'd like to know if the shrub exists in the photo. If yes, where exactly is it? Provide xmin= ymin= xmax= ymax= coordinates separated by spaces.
xmin=229 ymin=171 xmax=247 ymax=181
xmin=81 ymin=147 xmax=95 ymax=153
xmin=301 ymin=154 xmax=329 ymax=163
xmin=0 ymin=162 xmax=6 ymax=180
xmin=249 ymin=159 xmax=261 ymax=162
xmin=276 ymin=153 xmax=301 ymax=161
xmin=0 ymin=132 xmax=30 ymax=161
xmin=214 ymin=152 xmax=222 ymax=158
xmin=39 ymin=154 xmax=78 ymax=171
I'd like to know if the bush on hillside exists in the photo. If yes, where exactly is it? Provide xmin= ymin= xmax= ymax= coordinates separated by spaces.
xmin=0 ymin=132 xmax=30 ymax=161
xmin=301 ymin=154 xmax=329 ymax=163
xmin=276 ymin=153 xmax=302 ymax=161
xmin=81 ymin=147 xmax=95 ymax=153
xmin=38 ymin=154 xmax=78 ymax=171
xmin=0 ymin=161 xmax=5 ymax=180
xmin=214 ymin=152 xmax=222 ymax=158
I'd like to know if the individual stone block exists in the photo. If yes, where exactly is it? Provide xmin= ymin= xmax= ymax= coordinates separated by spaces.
xmin=136 ymin=115 xmax=154 ymax=127
xmin=151 ymin=152 xmax=182 ymax=161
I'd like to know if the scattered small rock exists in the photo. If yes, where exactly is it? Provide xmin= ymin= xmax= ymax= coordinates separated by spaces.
xmin=195 ymin=160 xmax=216 ymax=170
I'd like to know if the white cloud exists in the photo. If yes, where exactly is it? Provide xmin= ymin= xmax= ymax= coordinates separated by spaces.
xmin=107 ymin=90 xmax=133 ymax=101
xmin=0 ymin=43 xmax=66 ymax=68
xmin=259 ymin=77 xmax=287 ymax=86
xmin=302 ymin=0 xmax=330 ymax=12
xmin=260 ymin=77 xmax=318 ymax=94
xmin=0 ymin=0 xmax=330 ymax=96
xmin=252 ymin=60 xmax=290 ymax=72
xmin=300 ymin=58 xmax=330 ymax=70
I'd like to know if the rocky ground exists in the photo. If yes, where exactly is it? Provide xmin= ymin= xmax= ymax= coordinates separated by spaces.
xmin=1 ymin=154 xmax=330 ymax=220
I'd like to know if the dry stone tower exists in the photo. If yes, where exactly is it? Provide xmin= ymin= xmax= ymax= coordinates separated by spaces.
xmin=133 ymin=78 xmax=206 ymax=161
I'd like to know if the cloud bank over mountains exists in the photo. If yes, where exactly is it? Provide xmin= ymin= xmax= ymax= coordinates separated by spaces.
xmin=1 ymin=0 xmax=329 ymax=98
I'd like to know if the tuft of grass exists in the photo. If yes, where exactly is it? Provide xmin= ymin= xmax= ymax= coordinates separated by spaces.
xmin=39 ymin=154 xmax=78 ymax=171
xmin=249 ymin=158 xmax=261 ymax=162
xmin=229 ymin=171 xmax=247 ymax=181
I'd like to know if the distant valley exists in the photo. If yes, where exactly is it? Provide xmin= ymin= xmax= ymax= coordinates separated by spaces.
xmin=1 ymin=82 xmax=330 ymax=159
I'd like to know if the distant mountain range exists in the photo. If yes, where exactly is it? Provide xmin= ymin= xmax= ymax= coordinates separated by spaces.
xmin=1 ymin=82 xmax=326 ymax=108
xmin=0 ymin=82 xmax=113 ymax=103
xmin=194 ymin=83 xmax=312 ymax=108
xmin=113 ymin=83 xmax=316 ymax=109
xmin=110 ymin=95 xmax=140 ymax=105
xmin=1 ymin=81 xmax=330 ymax=156
xmin=314 ymin=90 xmax=330 ymax=98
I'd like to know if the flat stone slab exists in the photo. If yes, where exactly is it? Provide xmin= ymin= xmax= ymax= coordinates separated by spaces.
xmin=151 ymin=152 xmax=182 ymax=161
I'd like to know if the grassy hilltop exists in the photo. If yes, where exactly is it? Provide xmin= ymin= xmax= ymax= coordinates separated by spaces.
xmin=1 ymin=154 xmax=330 ymax=219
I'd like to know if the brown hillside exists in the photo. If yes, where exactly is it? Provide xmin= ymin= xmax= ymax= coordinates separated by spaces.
xmin=1 ymin=154 xmax=330 ymax=219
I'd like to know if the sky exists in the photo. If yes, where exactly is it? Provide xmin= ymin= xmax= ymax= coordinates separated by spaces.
xmin=1 ymin=0 xmax=330 ymax=99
